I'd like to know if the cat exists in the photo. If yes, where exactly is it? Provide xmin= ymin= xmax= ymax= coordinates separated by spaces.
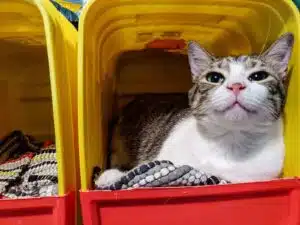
xmin=96 ymin=32 xmax=294 ymax=187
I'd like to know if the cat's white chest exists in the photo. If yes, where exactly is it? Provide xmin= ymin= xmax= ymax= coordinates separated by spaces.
xmin=156 ymin=117 xmax=210 ymax=166
xmin=156 ymin=116 xmax=284 ymax=183
xmin=156 ymin=116 xmax=222 ymax=171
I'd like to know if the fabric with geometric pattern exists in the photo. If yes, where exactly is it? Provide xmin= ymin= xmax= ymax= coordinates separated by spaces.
xmin=94 ymin=161 xmax=228 ymax=191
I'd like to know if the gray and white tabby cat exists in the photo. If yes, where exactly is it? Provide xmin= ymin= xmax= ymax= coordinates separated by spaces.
xmin=96 ymin=33 xmax=294 ymax=186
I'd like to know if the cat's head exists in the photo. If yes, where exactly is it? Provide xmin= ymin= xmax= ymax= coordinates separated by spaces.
xmin=187 ymin=33 xmax=294 ymax=129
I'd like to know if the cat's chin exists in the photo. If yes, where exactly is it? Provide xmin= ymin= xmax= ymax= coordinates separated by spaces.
xmin=224 ymin=106 xmax=249 ymax=121
xmin=214 ymin=104 xmax=253 ymax=122
xmin=218 ymin=101 xmax=257 ymax=114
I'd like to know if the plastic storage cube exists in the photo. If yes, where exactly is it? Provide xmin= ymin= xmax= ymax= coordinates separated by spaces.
xmin=78 ymin=0 xmax=300 ymax=225
xmin=0 ymin=0 xmax=78 ymax=224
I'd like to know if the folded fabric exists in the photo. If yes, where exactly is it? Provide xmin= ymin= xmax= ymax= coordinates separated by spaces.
xmin=0 ymin=130 xmax=40 ymax=164
xmin=0 ymin=153 xmax=34 ymax=194
xmin=0 ymin=130 xmax=58 ymax=199
xmin=94 ymin=160 xmax=228 ymax=191
xmin=50 ymin=0 xmax=80 ymax=28
xmin=4 ymin=145 xmax=58 ymax=199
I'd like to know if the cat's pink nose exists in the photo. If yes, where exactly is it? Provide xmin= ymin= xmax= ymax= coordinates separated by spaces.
xmin=227 ymin=83 xmax=245 ymax=95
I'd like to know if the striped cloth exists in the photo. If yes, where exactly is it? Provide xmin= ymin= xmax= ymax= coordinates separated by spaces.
xmin=0 ymin=131 xmax=58 ymax=199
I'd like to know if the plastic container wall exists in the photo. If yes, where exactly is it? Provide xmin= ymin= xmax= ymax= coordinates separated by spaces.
xmin=78 ymin=0 xmax=300 ymax=191
xmin=41 ymin=0 xmax=79 ymax=196
xmin=0 ymin=0 xmax=78 ymax=224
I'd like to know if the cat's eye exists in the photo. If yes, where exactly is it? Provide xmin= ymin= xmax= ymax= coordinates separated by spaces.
xmin=248 ymin=71 xmax=269 ymax=82
xmin=206 ymin=72 xmax=225 ymax=84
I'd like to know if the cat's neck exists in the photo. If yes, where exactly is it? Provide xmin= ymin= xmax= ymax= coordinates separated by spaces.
xmin=196 ymin=115 xmax=283 ymax=159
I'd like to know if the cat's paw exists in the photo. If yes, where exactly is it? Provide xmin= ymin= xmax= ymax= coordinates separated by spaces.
xmin=95 ymin=169 xmax=125 ymax=187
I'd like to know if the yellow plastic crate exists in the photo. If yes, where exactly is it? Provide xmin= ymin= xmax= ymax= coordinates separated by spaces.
xmin=78 ymin=0 xmax=300 ymax=191
xmin=0 ymin=0 xmax=78 ymax=224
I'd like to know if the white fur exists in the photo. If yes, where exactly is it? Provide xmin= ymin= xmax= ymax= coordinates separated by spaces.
xmin=95 ymin=169 xmax=125 ymax=187
xmin=156 ymin=116 xmax=284 ymax=183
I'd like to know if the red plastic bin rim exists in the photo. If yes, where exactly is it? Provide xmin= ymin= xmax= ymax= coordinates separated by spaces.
xmin=81 ymin=178 xmax=300 ymax=200
xmin=0 ymin=192 xmax=75 ymax=210
xmin=0 ymin=192 xmax=76 ymax=225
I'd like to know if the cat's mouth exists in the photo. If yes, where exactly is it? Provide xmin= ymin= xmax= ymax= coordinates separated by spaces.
xmin=219 ymin=101 xmax=257 ymax=114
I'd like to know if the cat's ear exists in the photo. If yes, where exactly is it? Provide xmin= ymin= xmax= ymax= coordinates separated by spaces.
xmin=188 ymin=41 xmax=215 ymax=81
xmin=261 ymin=32 xmax=294 ymax=75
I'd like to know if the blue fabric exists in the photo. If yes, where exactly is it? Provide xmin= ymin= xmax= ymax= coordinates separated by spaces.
xmin=60 ymin=0 xmax=83 ymax=4
xmin=293 ymin=0 xmax=300 ymax=9
xmin=50 ymin=0 xmax=79 ymax=22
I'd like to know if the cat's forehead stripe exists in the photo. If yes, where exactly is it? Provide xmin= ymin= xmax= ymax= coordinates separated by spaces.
xmin=213 ymin=55 xmax=266 ymax=72
xmin=237 ymin=55 xmax=249 ymax=62
xmin=215 ymin=58 xmax=229 ymax=69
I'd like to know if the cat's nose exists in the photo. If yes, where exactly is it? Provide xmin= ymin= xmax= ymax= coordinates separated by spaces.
xmin=227 ymin=83 xmax=245 ymax=95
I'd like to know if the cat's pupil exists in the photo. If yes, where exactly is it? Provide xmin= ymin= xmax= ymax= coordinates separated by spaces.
xmin=248 ymin=71 xmax=269 ymax=81
xmin=206 ymin=72 xmax=224 ymax=83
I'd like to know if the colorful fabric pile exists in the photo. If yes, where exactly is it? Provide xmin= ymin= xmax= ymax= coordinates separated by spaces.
xmin=0 ymin=131 xmax=58 ymax=199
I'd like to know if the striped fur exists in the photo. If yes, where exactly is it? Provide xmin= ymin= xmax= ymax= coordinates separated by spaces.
xmin=111 ymin=94 xmax=190 ymax=170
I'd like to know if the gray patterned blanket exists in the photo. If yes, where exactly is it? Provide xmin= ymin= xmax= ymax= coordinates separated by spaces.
xmin=94 ymin=161 xmax=228 ymax=190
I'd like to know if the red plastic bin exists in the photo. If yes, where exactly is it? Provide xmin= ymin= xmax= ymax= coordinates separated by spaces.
xmin=0 ymin=193 xmax=75 ymax=225
xmin=81 ymin=179 xmax=300 ymax=225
